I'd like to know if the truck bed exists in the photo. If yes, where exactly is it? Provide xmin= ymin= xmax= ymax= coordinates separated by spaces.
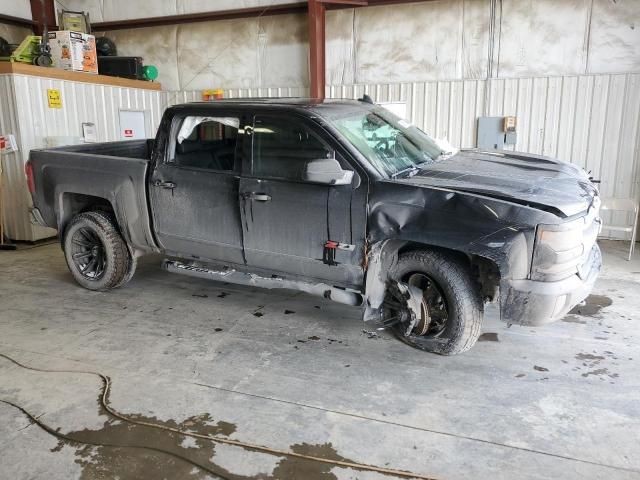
xmin=29 ymin=139 xmax=157 ymax=253
xmin=43 ymin=139 xmax=155 ymax=160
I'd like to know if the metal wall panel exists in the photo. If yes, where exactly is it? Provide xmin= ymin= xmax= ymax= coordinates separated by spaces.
xmin=1 ymin=73 xmax=167 ymax=241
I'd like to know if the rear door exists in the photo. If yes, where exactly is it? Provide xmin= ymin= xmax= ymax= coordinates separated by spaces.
xmin=238 ymin=113 xmax=368 ymax=288
xmin=149 ymin=111 xmax=246 ymax=264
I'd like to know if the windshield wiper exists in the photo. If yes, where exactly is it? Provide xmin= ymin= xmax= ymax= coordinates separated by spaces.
xmin=391 ymin=165 xmax=419 ymax=179
xmin=391 ymin=161 xmax=432 ymax=179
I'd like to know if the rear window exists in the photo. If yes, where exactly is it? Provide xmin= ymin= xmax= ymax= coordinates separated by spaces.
xmin=173 ymin=116 xmax=239 ymax=171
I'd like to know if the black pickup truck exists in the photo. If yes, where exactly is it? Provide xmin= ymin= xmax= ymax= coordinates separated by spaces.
xmin=27 ymin=98 xmax=602 ymax=354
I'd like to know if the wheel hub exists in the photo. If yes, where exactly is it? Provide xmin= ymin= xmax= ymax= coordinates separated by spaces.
xmin=70 ymin=227 xmax=106 ymax=280
xmin=383 ymin=273 xmax=449 ymax=341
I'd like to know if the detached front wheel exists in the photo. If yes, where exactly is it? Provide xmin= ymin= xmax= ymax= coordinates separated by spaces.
xmin=63 ymin=211 xmax=134 ymax=291
xmin=387 ymin=250 xmax=484 ymax=355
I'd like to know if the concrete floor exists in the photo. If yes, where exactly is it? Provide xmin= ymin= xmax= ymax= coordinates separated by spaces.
xmin=0 ymin=240 xmax=639 ymax=480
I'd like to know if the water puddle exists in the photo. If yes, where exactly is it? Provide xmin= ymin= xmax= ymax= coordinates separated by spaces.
xmin=478 ymin=332 xmax=499 ymax=342
xmin=568 ymin=295 xmax=612 ymax=317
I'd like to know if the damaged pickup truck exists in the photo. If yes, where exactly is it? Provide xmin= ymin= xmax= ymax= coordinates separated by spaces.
xmin=27 ymin=98 xmax=602 ymax=354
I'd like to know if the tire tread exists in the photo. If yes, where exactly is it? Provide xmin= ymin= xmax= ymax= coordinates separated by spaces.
xmin=392 ymin=250 xmax=483 ymax=355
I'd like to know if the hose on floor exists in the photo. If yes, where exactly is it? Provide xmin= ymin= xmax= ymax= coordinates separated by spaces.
xmin=0 ymin=398 xmax=230 ymax=480
xmin=0 ymin=353 xmax=436 ymax=480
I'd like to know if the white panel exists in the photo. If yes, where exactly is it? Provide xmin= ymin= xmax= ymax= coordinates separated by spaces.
xmin=0 ymin=0 xmax=32 ymax=19
xmin=588 ymin=0 xmax=640 ymax=74
xmin=498 ymin=0 xmax=591 ymax=77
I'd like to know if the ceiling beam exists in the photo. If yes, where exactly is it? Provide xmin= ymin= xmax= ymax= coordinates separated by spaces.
xmin=91 ymin=0 xmax=433 ymax=31
xmin=0 ymin=13 xmax=36 ymax=29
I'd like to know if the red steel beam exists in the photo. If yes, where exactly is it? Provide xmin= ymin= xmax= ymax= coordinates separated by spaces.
xmin=29 ymin=0 xmax=56 ymax=35
xmin=308 ymin=0 xmax=326 ymax=100
xmin=91 ymin=0 xmax=433 ymax=31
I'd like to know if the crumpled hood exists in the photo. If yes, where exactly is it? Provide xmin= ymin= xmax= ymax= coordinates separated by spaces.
xmin=396 ymin=150 xmax=598 ymax=217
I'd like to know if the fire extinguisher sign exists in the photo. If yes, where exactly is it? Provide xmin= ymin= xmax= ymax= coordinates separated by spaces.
xmin=123 ymin=129 xmax=134 ymax=137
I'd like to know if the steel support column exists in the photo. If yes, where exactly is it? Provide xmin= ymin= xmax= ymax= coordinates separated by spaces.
xmin=30 ymin=0 xmax=56 ymax=35
xmin=308 ymin=0 xmax=326 ymax=100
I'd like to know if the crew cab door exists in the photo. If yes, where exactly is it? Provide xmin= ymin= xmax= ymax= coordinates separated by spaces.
xmin=149 ymin=112 xmax=246 ymax=264
xmin=239 ymin=114 xmax=367 ymax=288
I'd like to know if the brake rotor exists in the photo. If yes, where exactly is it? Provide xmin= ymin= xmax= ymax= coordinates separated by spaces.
xmin=412 ymin=300 xmax=430 ymax=336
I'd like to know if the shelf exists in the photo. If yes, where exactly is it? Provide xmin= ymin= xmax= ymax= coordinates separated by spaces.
xmin=0 ymin=62 xmax=162 ymax=91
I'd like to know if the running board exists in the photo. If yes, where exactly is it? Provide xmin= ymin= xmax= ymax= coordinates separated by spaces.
xmin=162 ymin=260 xmax=363 ymax=307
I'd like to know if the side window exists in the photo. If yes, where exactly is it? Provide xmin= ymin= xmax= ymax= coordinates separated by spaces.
xmin=173 ymin=116 xmax=239 ymax=171
xmin=252 ymin=117 xmax=333 ymax=180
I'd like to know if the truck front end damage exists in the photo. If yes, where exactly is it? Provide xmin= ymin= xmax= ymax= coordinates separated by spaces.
xmin=500 ymin=200 xmax=603 ymax=326
xmin=362 ymin=187 xmax=602 ymax=337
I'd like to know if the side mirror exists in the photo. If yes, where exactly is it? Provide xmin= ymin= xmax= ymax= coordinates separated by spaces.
xmin=304 ymin=158 xmax=353 ymax=185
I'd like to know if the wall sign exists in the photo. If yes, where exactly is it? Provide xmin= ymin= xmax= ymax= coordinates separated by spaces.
xmin=82 ymin=122 xmax=97 ymax=143
xmin=0 ymin=134 xmax=18 ymax=154
xmin=47 ymin=89 xmax=62 ymax=109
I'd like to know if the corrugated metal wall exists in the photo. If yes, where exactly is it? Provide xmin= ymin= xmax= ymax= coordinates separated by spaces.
xmin=1 ymin=73 xmax=167 ymax=241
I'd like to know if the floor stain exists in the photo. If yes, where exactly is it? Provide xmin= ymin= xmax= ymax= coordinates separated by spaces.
xmin=284 ymin=310 xmax=295 ymax=315
xmin=575 ymin=353 xmax=605 ymax=362
xmin=581 ymin=368 xmax=619 ymax=379
xmin=478 ymin=332 xmax=499 ymax=342
xmin=54 ymin=414 xmax=369 ymax=480
xmin=568 ymin=295 xmax=613 ymax=317
xmin=308 ymin=336 xmax=321 ymax=341
xmin=562 ymin=315 xmax=587 ymax=324
xmin=55 ymin=411 xmax=239 ymax=480
xmin=217 ymin=292 xmax=228 ymax=298
xmin=270 ymin=442 xmax=353 ymax=480
xmin=253 ymin=312 xmax=264 ymax=318
xmin=533 ymin=365 xmax=549 ymax=372
xmin=192 ymin=294 xmax=208 ymax=298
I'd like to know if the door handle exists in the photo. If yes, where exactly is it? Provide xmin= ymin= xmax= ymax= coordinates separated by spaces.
xmin=249 ymin=192 xmax=271 ymax=202
xmin=154 ymin=180 xmax=176 ymax=189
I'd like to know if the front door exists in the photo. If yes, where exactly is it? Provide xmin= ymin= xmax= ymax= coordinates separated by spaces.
xmin=149 ymin=113 xmax=245 ymax=264
xmin=239 ymin=114 xmax=367 ymax=288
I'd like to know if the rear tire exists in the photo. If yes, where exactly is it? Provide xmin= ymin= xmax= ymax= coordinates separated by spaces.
xmin=63 ymin=211 xmax=132 ymax=291
xmin=388 ymin=249 xmax=483 ymax=355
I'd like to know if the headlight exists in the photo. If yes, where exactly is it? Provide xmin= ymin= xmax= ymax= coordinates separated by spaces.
xmin=531 ymin=220 xmax=584 ymax=281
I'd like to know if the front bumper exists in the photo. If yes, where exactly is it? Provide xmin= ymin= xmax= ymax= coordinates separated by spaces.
xmin=501 ymin=243 xmax=602 ymax=326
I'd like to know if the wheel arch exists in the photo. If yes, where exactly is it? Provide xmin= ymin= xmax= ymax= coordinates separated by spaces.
xmin=58 ymin=193 xmax=116 ymax=237
xmin=366 ymin=240 xmax=502 ymax=304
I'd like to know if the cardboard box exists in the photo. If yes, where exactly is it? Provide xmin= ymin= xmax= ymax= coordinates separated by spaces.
xmin=48 ymin=31 xmax=97 ymax=74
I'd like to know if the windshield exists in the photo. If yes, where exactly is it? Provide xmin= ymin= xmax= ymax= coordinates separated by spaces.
xmin=330 ymin=107 xmax=451 ymax=178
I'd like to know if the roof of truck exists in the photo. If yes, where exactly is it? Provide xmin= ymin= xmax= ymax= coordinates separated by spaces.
xmin=171 ymin=97 xmax=377 ymax=119
xmin=186 ymin=98 xmax=359 ymax=105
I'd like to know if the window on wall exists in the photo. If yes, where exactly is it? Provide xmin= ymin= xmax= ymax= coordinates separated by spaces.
xmin=173 ymin=116 xmax=239 ymax=171
xmin=252 ymin=117 xmax=333 ymax=180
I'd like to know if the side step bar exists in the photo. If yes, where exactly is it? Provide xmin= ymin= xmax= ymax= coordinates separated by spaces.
xmin=162 ymin=260 xmax=363 ymax=307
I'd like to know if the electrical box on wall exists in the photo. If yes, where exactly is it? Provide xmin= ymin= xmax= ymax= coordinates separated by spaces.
xmin=118 ymin=110 xmax=148 ymax=140
xmin=477 ymin=116 xmax=518 ymax=149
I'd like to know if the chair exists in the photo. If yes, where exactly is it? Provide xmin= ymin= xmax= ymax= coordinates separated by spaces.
xmin=599 ymin=198 xmax=639 ymax=261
